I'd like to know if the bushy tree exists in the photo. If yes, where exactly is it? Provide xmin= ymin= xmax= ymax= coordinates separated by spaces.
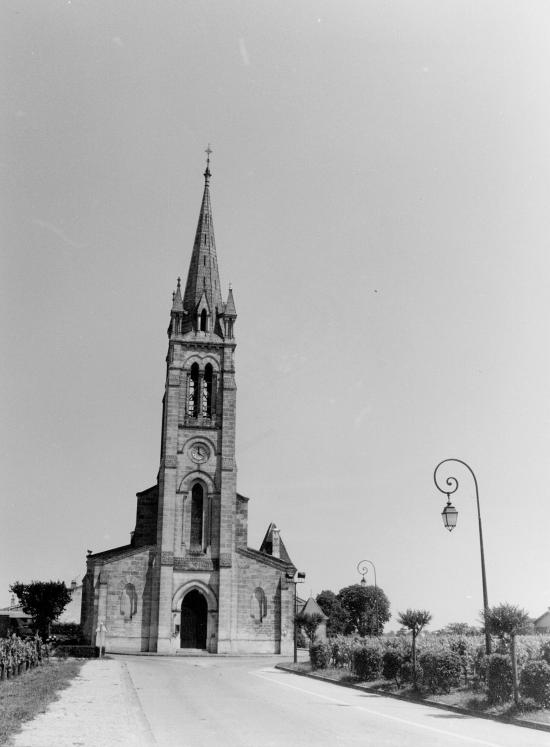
xmin=440 ymin=622 xmax=479 ymax=637
xmin=295 ymin=611 xmax=324 ymax=646
xmin=10 ymin=580 xmax=72 ymax=640
xmin=485 ymin=603 xmax=530 ymax=705
xmin=316 ymin=590 xmax=348 ymax=637
xmin=337 ymin=584 xmax=390 ymax=636
xmin=397 ymin=609 xmax=432 ymax=686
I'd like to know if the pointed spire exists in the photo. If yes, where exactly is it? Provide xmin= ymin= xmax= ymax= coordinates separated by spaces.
xmin=181 ymin=149 xmax=224 ymax=334
xmin=224 ymin=284 xmax=237 ymax=317
xmin=171 ymin=276 xmax=183 ymax=312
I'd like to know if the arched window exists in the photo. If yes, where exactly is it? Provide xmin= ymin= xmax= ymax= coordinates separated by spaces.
xmin=202 ymin=364 xmax=213 ymax=417
xmin=190 ymin=483 xmax=204 ymax=548
xmin=250 ymin=587 xmax=267 ymax=622
xmin=187 ymin=363 xmax=200 ymax=417
xmin=200 ymin=309 xmax=208 ymax=332
xmin=120 ymin=583 xmax=138 ymax=621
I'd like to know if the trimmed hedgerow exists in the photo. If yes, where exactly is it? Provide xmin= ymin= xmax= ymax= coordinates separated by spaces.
xmin=519 ymin=660 xmax=550 ymax=708
xmin=382 ymin=648 xmax=403 ymax=686
xmin=352 ymin=645 xmax=383 ymax=681
xmin=419 ymin=649 xmax=461 ymax=693
xmin=309 ymin=642 xmax=331 ymax=670
xmin=486 ymin=654 xmax=513 ymax=704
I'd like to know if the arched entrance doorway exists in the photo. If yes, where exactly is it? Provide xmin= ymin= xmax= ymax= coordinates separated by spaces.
xmin=180 ymin=589 xmax=208 ymax=649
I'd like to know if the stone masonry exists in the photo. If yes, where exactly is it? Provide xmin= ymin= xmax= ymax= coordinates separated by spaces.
xmin=81 ymin=157 xmax=297 ymax=654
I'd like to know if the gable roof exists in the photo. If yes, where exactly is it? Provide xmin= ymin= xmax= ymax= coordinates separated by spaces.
xmin=299 ymin=597 xmax=327 ymax=619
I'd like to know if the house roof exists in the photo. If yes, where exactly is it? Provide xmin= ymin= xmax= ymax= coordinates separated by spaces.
xmin=534 ymin=608 xmax=550 ymax=625
xmin=299 ymin=597 xmax=327 ymax=620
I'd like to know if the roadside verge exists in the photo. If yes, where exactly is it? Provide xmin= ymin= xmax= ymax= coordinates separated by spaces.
xmin=275 ymin=663 xmax=550 ymax=734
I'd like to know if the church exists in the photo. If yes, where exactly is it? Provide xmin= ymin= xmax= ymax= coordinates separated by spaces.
xmin=81 ymin=154 xmax=298 ymax=654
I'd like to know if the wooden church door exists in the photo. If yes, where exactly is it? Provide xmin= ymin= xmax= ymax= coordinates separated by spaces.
xmin=180 ymin=590 xmax=208 ymax=648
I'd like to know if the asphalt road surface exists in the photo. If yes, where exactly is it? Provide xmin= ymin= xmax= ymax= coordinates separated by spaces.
xmin=122 ymin=655 xmax=550 ymax=747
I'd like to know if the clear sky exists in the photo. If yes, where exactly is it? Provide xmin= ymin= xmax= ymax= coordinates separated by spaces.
xmin=2 ymin=0 xmax=550 ymax=630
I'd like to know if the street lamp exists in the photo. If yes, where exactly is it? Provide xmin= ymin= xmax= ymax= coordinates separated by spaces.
xmin=356 ymin=559 xmax=379 ymax=635
xmin=286 ymin=570 xmax=306 ymax=663
xmin=433 ymin=458 xmax=491 ymax=654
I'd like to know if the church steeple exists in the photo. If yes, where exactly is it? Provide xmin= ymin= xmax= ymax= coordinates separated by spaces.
xmin=181 ymin=146 xmax=224 ymax=335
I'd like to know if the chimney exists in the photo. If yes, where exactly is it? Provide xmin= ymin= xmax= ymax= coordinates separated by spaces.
xmin=271 ymin=526 xmax=280 ymax=558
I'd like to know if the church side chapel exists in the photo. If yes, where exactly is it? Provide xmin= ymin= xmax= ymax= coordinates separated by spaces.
xmin=81 ymin=153 xmax=298 ymax=654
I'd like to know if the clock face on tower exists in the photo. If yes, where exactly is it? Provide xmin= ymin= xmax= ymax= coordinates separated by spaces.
xmin=190 ymin=443 xmax=209 ymax=463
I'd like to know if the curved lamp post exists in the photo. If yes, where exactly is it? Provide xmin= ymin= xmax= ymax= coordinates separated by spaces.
xmin=357 ymin=559 xmax=379 ymax=635
xmin=433 ymin=458 xmax=491 ymax=654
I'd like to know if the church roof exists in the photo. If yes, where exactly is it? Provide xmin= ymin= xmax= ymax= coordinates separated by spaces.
xmin=182 ymin=151 xmax=224 ymax=332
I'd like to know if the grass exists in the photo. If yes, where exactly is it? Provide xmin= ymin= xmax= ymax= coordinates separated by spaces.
xmin=0 ymin=659 xmax=84 ymax=745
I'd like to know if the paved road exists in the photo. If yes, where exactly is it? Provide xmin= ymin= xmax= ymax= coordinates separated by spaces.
xmin=123 ymin=655 xmax=550 ymax=747
xmin=11 ymin=656 xmax=550 ymax=746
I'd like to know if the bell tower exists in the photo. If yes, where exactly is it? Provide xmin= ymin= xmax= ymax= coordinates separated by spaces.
xmin=153 ymin=150 xmax=239 ymax=652
xmin=82 ymin=151 xmax=297 ymax=656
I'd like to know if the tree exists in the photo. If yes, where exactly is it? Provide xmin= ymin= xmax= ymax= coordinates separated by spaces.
xmin=485 ymin=603 xmax=530 ymax=705
xmin=295 ymin=611 xmax=324 ymax=646
xmin=440 ymin=622 xmax=479 ymax=637
xmin=397 ymin=609 xmax=432 ymax=686
xmin=337 ymin=584 xmax=391 ymax=636
xmin=316 ymin=590 xmax=348 ymax=636
xmin=10 ymin=580 xmax=72 ymax=640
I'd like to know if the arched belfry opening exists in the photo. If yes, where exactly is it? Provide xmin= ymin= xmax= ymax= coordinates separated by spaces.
xmin=180 ymin=589 xmax=208 ymax=649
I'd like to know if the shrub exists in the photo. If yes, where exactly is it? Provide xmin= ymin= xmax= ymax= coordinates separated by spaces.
xmin=329 ymin=636 xmax=356 ymax=669
xmin=382 ymin=648 xmax=403 ymax=686
xmin=486 ymin=654 xmax=513 ymax=704
xmin=419 ymin=649 xmax=461 ymax=693
xmin=519 ymin=660 xmax=550 ymax=707
xmin=447 ymin=636 xmax=476 ymax=686
xmin=400 ymin=660 xmax=423 ymax=686
xmin=471 ymin=646 xmax=488 ymax=691
xmin=309 ymin=642 xmax=331 ymax=670
xmin=352 ymin=644 xmax=383 ymax=681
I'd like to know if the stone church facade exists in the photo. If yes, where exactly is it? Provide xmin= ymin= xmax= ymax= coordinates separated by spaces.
xmin=81 ymin=157 xmax=297 ymax=654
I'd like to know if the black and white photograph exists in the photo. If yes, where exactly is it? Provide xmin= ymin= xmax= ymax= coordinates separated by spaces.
xmin=2 ymin=1 xmax=550 ymax=744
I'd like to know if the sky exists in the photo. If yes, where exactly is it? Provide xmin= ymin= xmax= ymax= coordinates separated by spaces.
xmin=2 ymin=0 xmax=550 ymax=631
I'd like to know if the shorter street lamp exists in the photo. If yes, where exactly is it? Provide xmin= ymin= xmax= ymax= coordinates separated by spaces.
xmin=356 ymin=559 xmax=378 ymax=635
xmin=286 ymin=570 xmax=306 ymax=663
xmin=433 ymin=458 xmax=491 ymax=655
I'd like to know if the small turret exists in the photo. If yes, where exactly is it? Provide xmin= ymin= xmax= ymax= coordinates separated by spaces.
xmin=222 ymin=284 xmax=237 ymax=339
xmin=168 ymin=277 xmax=185 ymax=337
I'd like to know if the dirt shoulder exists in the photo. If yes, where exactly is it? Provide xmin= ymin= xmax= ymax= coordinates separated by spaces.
xmin=9 ymin=658 xmax=154 ymax=747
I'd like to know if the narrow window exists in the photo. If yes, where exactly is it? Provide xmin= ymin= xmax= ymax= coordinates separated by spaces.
xmin=203 ymin=364 xmax=213 ymax=417
xmin=200 ymin=309 xmax=208 ymax=332
xmin=188 ymin=363 xmax=200 ymax=417
xmin=190 ymin=484 xmax=204 ymax=548
xmin=120 ymin=584 xmax=138 ymax=621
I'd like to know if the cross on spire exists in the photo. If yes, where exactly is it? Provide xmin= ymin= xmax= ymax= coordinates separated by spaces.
xmin=204 ymin=144 xmax=213 ymax=182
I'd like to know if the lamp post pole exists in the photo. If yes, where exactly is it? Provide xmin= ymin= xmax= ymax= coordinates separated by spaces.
xmin=356 ymin=559 xmax=378 ymax=635
xmin=287 ymin=571 xmax=305 ymax=663
xmin=433 ymin=458 xmax=491 ymax=655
